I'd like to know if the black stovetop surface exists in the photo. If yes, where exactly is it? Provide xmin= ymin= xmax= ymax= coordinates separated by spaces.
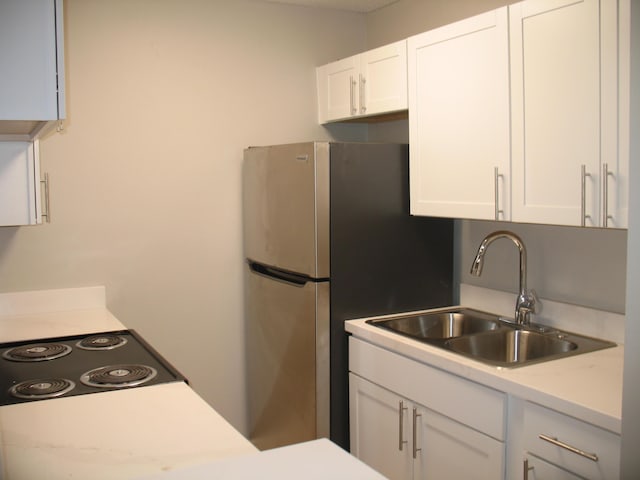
xmin=0 ymin=330 xmax=186 ymax=406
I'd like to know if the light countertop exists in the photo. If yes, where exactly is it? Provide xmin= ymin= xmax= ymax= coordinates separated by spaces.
xmin=0 ymin=286 xmax=259 ymax=479
xmin=0 ymin=287 xmax=384 ymax=479
xmin=346 ymin=314 xmax=623 ymax=434
xmin=0 ymin=382 xmax=259 ymax=479
xmin=136 ymin=438 xmax=386 ymax=480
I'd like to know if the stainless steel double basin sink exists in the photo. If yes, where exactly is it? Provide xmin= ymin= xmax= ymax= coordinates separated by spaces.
xmin=367 ymin=307 xmax=616 ymax=368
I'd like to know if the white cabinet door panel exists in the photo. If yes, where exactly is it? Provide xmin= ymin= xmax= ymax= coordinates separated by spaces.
xmin=0 ymin=142 xmax=41 ymax=226
xmin=350 ymin=373 xmax=412 ymax=480
xmin=0 ymin=0 xmax=60 ymax=121
xmin=361 ymin=40 xmax=407 ymax=116
xmin=408 ymin=7 xmax=510 ymax=220
xmin=320 ymin=55 xmax=359 ymax=123
xmin=510 ymin=0 xmax=601 ymax=226
xmin=414 ymin=406 xmax=505 ymax=480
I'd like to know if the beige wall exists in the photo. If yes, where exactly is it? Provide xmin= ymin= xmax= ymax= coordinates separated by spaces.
xmin=367 ymin=0 xmax=519 ymax=49
xmin=0 ymin=0 xmax=367 ymax=434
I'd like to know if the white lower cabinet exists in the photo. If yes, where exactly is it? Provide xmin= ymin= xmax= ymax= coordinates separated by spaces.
xmin=350 ymin=373 xmax=504 ymax=480
xmin=348 ymin=338 xmax=506 ymax=479
xmin=522 ymin=402 xmax=620 ymax=480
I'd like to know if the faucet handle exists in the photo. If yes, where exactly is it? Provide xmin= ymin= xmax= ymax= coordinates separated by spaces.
xmin=526 ymin=289 xmax=539 ymax=314
xmin=516 ymin=289 xmax=539 ymax=325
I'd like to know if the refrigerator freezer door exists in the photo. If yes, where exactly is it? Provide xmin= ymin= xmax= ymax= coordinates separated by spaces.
xmin=243 ymin=143 xmax=330 ymax=279
xmin=245 ymin=262 xmax=329 ymax=450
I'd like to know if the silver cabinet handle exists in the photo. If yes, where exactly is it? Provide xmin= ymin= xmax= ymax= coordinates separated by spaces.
xmin=494 ymin=167 xmax=504 ymax=220
xmin=581 ymin=165 xmax=591 ymax=227
xmin=538 ymin=434 xmax=599 ymax=462
xmin=412 ymin=407 xmax=421 ymax=459
xmin=359 ymin=74 xmax=366 ymax=114
xmin=349 ymin=75 xmax=357 ymax=115
xmin=602 ymin=163 xmax=614 ymax=227
xmin=398 ymin=401 xmax=407 ymax=451
xmin=523 ymin=458 xmax=534 ymax=480
xmin=40 ymin=172 xmax=51 ymax=223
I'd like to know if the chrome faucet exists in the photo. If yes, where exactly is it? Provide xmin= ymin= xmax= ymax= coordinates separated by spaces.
xmin=470 ymin=230 xmax=538 ymax=325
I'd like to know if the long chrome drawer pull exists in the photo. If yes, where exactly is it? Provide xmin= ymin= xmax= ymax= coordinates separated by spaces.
xmin=602 ymin=163 xmax=614 ymax=227
xmin=581 ymin=165 xmax=591 ymax=227
xmin=359 ymin=74 xmax=366 ymax=114
xmin=523 ymin=459 xmax=534 ymax=480
xmin=349 ymin=76 xmax=357 ymax=115
xmin=494 ymin=167 xmax=504 ymax=220
xmin=538 ymin=434 xmax=599 ymax=462
xmin=40 ymin=172 xmax=51 ymax=223
xmin=398 ymin=400 xmax=407 ymax=451
xmin=412 ymin=407 xmax=421 ymax=459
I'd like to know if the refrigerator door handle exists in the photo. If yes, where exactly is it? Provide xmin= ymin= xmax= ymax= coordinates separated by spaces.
xmin=248 ymin=261 xmax=310 ymax=287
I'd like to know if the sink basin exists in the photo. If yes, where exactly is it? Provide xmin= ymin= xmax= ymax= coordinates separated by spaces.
xmin=367 ymin=307 xmax=505 ymax=341
xmin=446 ymin=329 xmax=577 ymax=367
xmin=365 ymin=306 xmax=616 ymax=368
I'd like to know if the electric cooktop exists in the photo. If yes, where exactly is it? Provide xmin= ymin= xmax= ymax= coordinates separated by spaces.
xmin=0 ymin=330 xmax=186 ymax=406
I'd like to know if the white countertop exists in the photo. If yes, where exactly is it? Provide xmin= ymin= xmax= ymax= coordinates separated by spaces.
xmin=0 ymin=383 xmax=259 ymax=479
xmin=0 ymin=287 xmax=260 ymax=479
xmin=346 ymin=314 xmax=623 ymax=434
xmin=0 ymin=287 xmax=384 ymax=479
xmin=136 ymin=438 xmax=386 ymax=480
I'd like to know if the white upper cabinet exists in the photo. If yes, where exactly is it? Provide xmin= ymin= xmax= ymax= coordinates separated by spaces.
xmin=510 ymin=0 xmax=627 ymax=228
xmin=0 ymin=142 xmax=44 ymax=226
xmin=408 ymin=0 xmax=628 ymax=229
xmin=408 ymin=8 xmax=511 ymax=220
xmin=0 ymin=0 xmax=65 ymax=140
xmin=317 ymin=40 xmax=407 ymax=123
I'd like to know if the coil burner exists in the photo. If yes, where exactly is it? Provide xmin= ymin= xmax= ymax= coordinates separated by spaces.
xmin=80 ymin=364 xmax=157 ymax=388
xmin=10 ymin=379 xmax=76 ymax=400
xmin=2 ymin=343 xmax=72 ymax=362
xmin=0 ymin=330 xmax=186 ymax=405
xmin=76 ymin=334 xmax=127 ymax=351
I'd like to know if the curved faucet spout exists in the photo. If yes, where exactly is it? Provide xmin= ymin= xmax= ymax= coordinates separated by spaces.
xmin=470 ymin=230 xmax=537 ymax=325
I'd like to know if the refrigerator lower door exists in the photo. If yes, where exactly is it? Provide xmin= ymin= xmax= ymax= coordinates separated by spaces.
xmin=245 ymin=261 xmax=329 ymax=450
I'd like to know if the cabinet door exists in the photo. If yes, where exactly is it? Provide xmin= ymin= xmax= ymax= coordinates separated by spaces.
xmin=408 ymin=7 xmax=510 ymax=220
xmin=316 ymin=54 xmax=360 ymax=123
xmin=413 ymin=405 xmax=505 ymax=480
xmin=524 ymin=455 xmax=584 ymax=480
xmin=0 ymin=0 xmax=61 ymax=121
xmin=510 ymin=0 xmax=602 ymax=226
xmin=360 ymin=40 xmax=407 ymax=117
xmin=350 ymin=373 xmax=505 ymax=480
xmin=350 ymin=373 xmax=412 ymax=480
xmin=0 ymin=141 xmax=42 ymax=226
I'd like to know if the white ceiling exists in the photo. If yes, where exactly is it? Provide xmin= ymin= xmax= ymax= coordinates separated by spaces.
xmin=257 ymin=0 xmax=399 ymax=13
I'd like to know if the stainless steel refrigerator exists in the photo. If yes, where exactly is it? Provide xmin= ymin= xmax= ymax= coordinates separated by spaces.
xmin=243 ymin=142 xmax=453 ymax=451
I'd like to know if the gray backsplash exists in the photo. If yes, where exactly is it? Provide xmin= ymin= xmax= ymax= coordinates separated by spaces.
xmin=458 ymin=219 xmax=627 ymax=314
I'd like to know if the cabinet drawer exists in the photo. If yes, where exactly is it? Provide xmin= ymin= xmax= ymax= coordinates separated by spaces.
xmin=523 ymin=402 xmax=620 ymax=479
xmin=349 ymin=337 xmax=506 ymax=440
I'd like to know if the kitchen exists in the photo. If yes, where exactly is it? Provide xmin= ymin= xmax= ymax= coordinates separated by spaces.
xmin=0 ymin=0 xmax=638 ymax=478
